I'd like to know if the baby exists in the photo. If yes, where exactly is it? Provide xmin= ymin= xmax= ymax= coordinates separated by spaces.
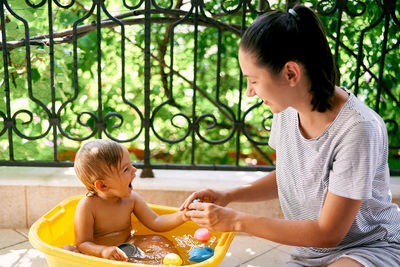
xmin=64 ymin=139 xmax=188 ymax=263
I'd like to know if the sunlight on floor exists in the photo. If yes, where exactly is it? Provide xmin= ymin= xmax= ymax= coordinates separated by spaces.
xmin=0 ymin=245 xmax=46 ymax=267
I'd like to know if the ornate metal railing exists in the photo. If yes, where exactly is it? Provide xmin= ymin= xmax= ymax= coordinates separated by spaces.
xmin=1 ymin=0 xmax=399 ymax=176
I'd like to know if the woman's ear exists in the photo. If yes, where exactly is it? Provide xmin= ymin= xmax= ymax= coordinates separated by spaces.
xmin=284 ymin=61 xmax=301 ymax=86
xmin=94 ymin=180 xmax=108 ymax=192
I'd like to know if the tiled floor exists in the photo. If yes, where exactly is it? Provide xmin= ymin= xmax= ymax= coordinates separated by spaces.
xmin=0 ymin=229 xmax=292 ymax=267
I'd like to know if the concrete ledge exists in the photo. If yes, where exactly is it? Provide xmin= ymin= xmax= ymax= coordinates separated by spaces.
xmin=0 ymin=167 xmax=282 ymax=228
xmin=0 ymin=167 xmax=398 ymax=228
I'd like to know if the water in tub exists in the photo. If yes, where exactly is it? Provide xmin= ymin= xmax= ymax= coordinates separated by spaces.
xmin=64 ymin=228 xmax=218 ymax=265
xmin=125 ymin=234 xmax=181 ymax=265
xmin=125 ymin=232 xmax=217 ymax=265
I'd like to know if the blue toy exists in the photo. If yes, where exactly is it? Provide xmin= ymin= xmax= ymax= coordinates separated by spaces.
xmin=189 ymin=246 xmax=214 ymax=262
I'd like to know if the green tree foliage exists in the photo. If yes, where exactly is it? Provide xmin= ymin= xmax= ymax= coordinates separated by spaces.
xmin=0 ymin=0 xmax=399 ymax=170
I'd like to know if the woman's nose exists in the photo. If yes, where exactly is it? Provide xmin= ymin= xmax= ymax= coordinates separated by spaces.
xmin=246 ymin=84 xmax=256 ymax=97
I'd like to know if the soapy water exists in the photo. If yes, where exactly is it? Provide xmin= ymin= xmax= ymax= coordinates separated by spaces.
xmin=125 ymin=233 xmax=218 ymax=265
xmin=174 ymin=234 xmax=217 ymax=250
xmin=126 ymin=234 xmax=181 ymax=265
xmin=126 ymin=245 xmax=173 ymax=265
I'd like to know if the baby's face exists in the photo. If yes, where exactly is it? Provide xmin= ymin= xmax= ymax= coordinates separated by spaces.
xmin=105 ymin=148 xmax=137 ymax=198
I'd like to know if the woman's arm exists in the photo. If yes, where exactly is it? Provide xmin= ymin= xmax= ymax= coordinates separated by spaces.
xmin=181 ymin=171 xmax=278 ymax=210
xmin=225 ymin=170 xmax=278 ymax=202
xmin=132 ymin=193 xmax=187 ymax=232
xmin=187 ymin=191 xmax=362 ymax=248
xmin=74 ymin=198 xmax=128 ymax=261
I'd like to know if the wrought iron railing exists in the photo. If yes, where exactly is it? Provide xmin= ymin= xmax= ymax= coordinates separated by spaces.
xmin=1 ymin=0 xmax=399 ymax=176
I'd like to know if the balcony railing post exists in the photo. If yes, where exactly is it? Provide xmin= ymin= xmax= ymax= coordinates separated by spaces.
xmin=141 ymin=0 xmax=154 ymax=178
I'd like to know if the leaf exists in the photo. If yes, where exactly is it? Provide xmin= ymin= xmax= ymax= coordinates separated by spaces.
xmin=31 ymin=68 xmax=40 ymax=82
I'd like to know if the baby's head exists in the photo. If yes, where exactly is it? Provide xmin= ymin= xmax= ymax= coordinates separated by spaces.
xmin=74 ymin=139 xmax=124 ymax=196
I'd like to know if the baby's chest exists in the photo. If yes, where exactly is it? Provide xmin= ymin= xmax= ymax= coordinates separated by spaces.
xmin=94 ymin=205 xmax=132 ymax=230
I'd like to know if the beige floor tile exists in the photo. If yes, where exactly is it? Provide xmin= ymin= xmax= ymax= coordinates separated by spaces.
xmin=275 ymin=244 xmax=292 ymax=254
xmin=0 ymin=229 xmax=27 ymax=249
xmin=218 ymin=254 xmax=240 ymax=266
xmin=15 ymin=229 xmax=29 ymax=239
xmin=250 ymin=236 xmax=281 ymax=249
xmin=218 ymin=235 xmax=277 ymax=266
xmin=0 ymin=240 xmax=47 ymax=267
xmin=240 ymin=246 xmax=291 ymax=267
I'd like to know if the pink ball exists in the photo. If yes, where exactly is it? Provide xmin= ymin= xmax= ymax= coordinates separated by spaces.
xmin=194 ymin=228 xmax=211 ymax=243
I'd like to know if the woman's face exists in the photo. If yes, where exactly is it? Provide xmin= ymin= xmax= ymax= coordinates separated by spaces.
xmin=238 ymin=48 xmax=291 ymax=113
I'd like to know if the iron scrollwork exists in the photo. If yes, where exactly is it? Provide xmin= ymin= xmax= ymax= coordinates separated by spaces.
xmin=0 ymin=0 xmax=398 ymax=174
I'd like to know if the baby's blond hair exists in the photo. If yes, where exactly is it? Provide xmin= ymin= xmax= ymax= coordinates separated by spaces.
xmin=74 ymin=139 xmax=124 ymax=196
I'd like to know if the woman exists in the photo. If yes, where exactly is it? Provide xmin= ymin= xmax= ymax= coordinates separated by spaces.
xmin=182 ymin=5 xmax=400 ymax=267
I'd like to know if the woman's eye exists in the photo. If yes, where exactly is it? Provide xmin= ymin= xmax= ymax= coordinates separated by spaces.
xmin=124 ymin=168 xmax=129 ymax=172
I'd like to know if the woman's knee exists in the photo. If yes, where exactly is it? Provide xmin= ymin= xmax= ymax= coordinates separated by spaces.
xmin=328 ymin=257 xmax=364 ymax=267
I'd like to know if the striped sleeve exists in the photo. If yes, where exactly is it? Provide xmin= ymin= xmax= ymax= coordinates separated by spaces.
xmin=268 ymin=113 xmax=279 ymax=150
xmin=328 ymin=120 xmax=382 ymax=200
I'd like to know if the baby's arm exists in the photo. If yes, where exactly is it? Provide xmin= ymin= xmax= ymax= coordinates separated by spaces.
xmin=132 ymin=193 xmax=188 ymax=232
xmin=74 ymin=198 xmax=128 ymax=261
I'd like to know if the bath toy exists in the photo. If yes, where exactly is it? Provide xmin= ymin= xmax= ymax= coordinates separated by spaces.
xmin=191 ymin=198 xmax=212 ymax=211
xmin=117 ymin=243 xmax=137 ymax=258
xmin=190 ymin=198 xmax=204 ymax=211
xmin=194 ymin=228 xmax=211 ymax=243
xmin=162 ymin=253 xmax=183 ymax=265
xmin=189 ymin=246 xmax=214 ymax=263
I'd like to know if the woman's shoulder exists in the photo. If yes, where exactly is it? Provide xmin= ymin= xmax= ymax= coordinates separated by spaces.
xmin=331 ymin=92 xmax=388 ymax=147
xmin=336 ymin=90 xmax=385 ymax=130
xmin=273 ymin=107 xmax=297 ymax=123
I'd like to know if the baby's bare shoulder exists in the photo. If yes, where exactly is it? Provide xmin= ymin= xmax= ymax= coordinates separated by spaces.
xmin=130 ymin=191 xmax=148 ymax=202
xmin=129 ymin=191 xmax=141 ymax=200
xmin=76 ymin=196 xmax=101 ymax=211
xmin=125 ymin=191 xmax=140 ymax=208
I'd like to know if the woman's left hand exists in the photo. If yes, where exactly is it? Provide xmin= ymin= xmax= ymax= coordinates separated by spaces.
xmin=185 ymin=202 xmax=240 ymax=232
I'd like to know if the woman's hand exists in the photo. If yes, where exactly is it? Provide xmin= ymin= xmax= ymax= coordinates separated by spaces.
xmin=101 ymin=246 xmax=128 ymax=261
xmin=185 ymin=202 xmax=241 ymax=232
xmin=180 ymin=189 xmax=231 ymax=211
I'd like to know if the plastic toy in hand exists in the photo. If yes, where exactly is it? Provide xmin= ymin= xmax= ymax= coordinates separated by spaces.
xmin=192 ymin=198 xmax=202 ymax=206
xmin=189 ymin=246 xmax=214 ymax=263
xmin=192 ymin=197 xmax=211 ymax=204
xmin=194 ymin=228 xmax=211 ymax=243
xmin=191 ymin=198 xmax=203 ymax=211
xmin=117 ymin=243 xmax=137 ymax=258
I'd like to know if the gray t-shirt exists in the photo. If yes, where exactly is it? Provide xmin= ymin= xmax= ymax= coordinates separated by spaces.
xmin=269 ymin=89 xmax=400 ymax=258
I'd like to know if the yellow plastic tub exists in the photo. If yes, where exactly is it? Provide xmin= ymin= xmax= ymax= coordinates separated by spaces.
xmin=29 ymin=195 xmax=235 ymax=267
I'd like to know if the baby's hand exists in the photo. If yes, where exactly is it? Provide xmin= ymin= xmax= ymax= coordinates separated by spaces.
xmin=101 ymin=246 xmax=128 ymax=261
xmin=179 ymin=209 xmax=191 ymax=222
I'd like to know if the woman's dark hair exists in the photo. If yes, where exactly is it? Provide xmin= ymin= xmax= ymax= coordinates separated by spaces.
xmin=239 ymin=6 xmax=338 ymax=112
